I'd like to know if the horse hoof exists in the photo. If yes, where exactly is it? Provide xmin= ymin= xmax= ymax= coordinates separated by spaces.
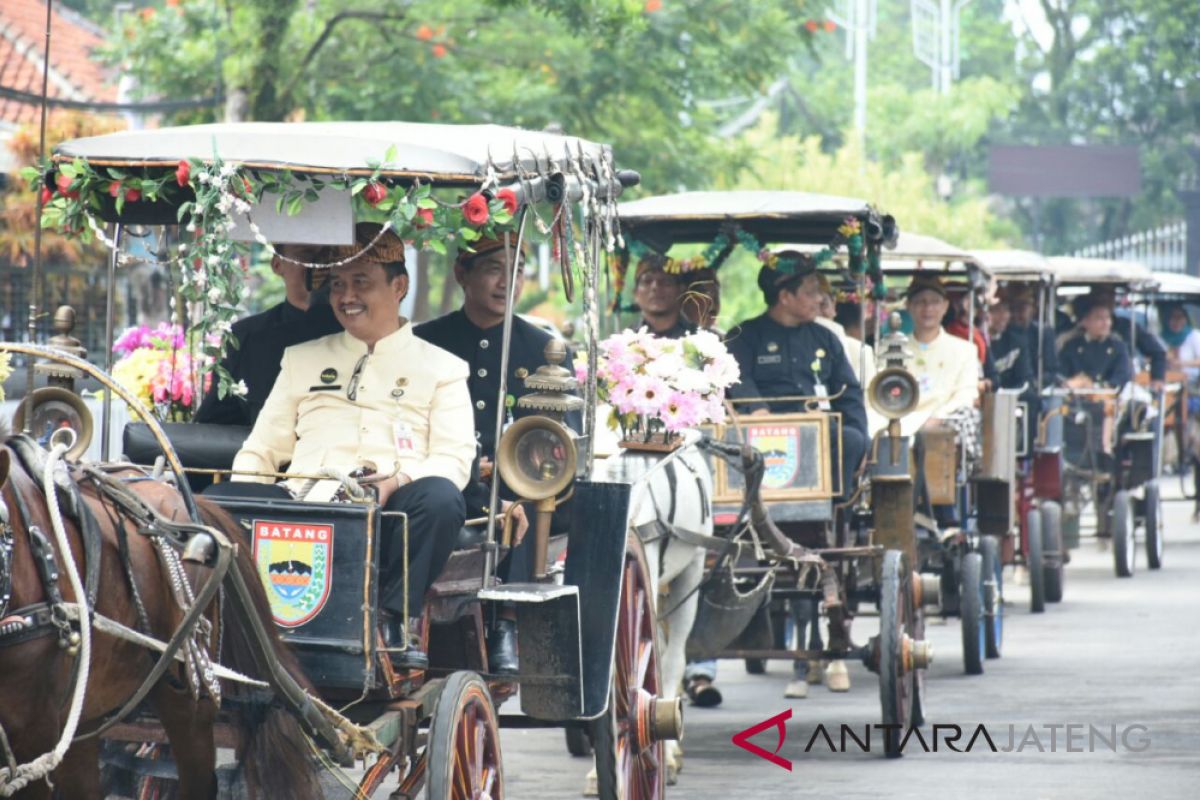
xmin=686 ymin=677 xmax=723 ymax=708
xmin=805 ymin=660 xmax=825 ymax=685
xmin=784 ymin=680 xmax=808 ymax=699
xmin=667 ymin=763 xmax=680 ymax=786
xmin=583 ymin=768 xmax=599 ymax=797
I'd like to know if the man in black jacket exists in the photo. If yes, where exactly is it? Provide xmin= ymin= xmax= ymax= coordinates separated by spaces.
xmin=416 ymin=235 xmax=574 ymax=673
xmin=195 ymin=243 xmax=342 ymax=427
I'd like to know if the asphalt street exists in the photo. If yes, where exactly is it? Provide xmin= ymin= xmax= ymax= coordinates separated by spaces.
xmin=496 ymin=485 xmax=1200 ymax=800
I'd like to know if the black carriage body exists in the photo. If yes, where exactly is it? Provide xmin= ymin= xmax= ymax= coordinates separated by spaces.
xmin=212 ymin=495 xmax=383 ymax=691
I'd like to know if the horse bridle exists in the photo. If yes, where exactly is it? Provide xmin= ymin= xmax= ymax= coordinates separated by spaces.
xmin=0 ymin=493 xmax=13 ymax=620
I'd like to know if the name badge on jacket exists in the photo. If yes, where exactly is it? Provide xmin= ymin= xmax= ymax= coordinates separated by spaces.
xmin=393 ymin=420 xmax=416 ymax=454
xmin=757 ymin=354 xmax=783 ymax=365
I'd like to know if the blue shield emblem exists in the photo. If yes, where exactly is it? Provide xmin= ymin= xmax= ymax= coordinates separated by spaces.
xmin=252 ymin=520 xmax=334 ymax=628
xmin=747 ymin=425 xmax=800 ymax=490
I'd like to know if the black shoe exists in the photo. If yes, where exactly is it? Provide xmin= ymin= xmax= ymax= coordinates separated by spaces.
xmin=382 ymin=614 xmax=428 ymax=670
xmin=487 ymin=618 xmax=519 ymax=675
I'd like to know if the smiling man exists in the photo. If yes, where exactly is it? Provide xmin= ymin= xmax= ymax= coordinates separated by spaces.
xmin=224 ymin=223 xmax=474 ymax=669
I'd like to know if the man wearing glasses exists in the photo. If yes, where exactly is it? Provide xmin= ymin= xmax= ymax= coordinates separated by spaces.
xmin=225 ymin=224 xmax=474 ymax=669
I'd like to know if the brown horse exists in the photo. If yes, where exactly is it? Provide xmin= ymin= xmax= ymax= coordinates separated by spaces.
xmin=0 ymin=430 xmax=320 ymax=800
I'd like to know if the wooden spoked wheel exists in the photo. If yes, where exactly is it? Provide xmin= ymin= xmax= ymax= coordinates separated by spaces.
xmin=591 ymin=535 xmax=666 ymax=800
xmin=426 ymin=671 xmax=504 ymax=800
xmin=877 ymin=549 xmax=917 ymax=758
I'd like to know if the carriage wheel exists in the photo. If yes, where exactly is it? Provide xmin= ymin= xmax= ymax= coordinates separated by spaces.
xmin=591 ymin=535 xmax=667 ymax=799
xmin=1144 ymin=482 xmax=1164 ymax=570
xmin=980 ymin=536 xmax=1003 ymax=659
xmin=960 ymin=552 xmax=984 ymax=676
xmin=909 ymin=599 xmax=927 ymax=728
xmin=1041 ymin=501 xmax=1065 ymax=603
xmin=426 ymin=671 xmax=504 ymax=800
xmin=1113 ymin=490 xmax=1136 ymax=578
xmin=877 ymin=550 xmax=917 ymax=758
xmin=1026 ymin=508 xmax=1045 ymax=613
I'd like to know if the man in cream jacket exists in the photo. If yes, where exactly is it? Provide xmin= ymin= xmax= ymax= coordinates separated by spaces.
xmin=227 ymin=225 xmax=474 ymax=669
xmin=901 ymin=273 xmax=981 ymax=437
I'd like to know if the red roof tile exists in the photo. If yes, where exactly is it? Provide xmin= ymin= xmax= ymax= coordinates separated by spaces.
xmin=0 ymin=0 xmax=117 ymax=125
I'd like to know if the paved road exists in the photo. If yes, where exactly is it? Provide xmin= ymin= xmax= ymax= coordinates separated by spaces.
xmin=497 ymin=487 xmax=1200 ymax=799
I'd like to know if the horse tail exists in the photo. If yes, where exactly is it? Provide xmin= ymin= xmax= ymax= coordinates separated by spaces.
xmin=195 ymin=496 xmax=321 ymax=800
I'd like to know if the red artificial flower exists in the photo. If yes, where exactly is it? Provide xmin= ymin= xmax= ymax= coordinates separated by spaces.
xmin=108 ymin=180 xmax=122 ymax=198
xmin=415 ymin=207 xmax=435 ymax=228
xmin=497 ymin=188 xmax=519 ymax=215
xmin=175 ymin=160 xmax=191 ymax=187
xmin=39 ymin=186 xmax=53 ymax=205
xmin=805 ymin=19 xmax=819 ymax=33
xmin=242 ymin=177 xmax=254 ymax=196
xmin=363 ymin=181 xmax=388 ymax=207
xmin=462 ymin=193 xmax=490 ymax=226
xmin=55 ymin=173 xmax=79 ymax=199
xmin=125 ymin=187 xmax=142 ymax=202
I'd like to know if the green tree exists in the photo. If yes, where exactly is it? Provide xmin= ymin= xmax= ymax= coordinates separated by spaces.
xmin=1001 ymin=0 xmax=1200 ymax=253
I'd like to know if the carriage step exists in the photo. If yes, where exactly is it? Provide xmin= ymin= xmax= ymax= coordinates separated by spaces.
xmin=478 ymin=583 xmax=584 ymax=721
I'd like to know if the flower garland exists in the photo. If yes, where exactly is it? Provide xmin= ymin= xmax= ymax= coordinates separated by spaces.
xmin=34 ymin=146 xmax=521 ymax=399
xmin=0 ymin=352 xmax=11 ymax=403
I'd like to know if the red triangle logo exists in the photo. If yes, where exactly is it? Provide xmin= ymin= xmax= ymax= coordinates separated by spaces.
xmin=731 ymin=709 xmax=792 ymax=771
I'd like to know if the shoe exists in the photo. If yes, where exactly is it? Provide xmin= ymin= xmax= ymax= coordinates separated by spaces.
xmin=684 ymin=677 xmax=722 ymax=708
xmin=784 ymin=679 xmax=808 ymax=699
xmin=487 ymin=618 xmax=519 ymax=675
xmin=805 ymin=660 xmax=824 ymax=685
xmin=825 ymin=660 xmax=850 ymax=692
xmin=383 ymin=614 xmax=428 ymax=671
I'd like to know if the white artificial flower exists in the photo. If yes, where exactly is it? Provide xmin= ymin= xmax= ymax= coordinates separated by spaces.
xmin=230 ymin=380 xmax=248 ymax=397
xmin=207 ymin=255 xmax=221 ymax=266
xmin=207 ymin=287 xmax=222 ymax=304
xmin=688 ymin=329 xmax=724 ymax=359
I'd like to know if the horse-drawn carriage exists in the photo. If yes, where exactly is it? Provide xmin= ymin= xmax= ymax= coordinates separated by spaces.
xmin=616 ymin=190 xmax=935 ymax=756
xmin=2 ymin=121 xmax=685 ymax=799
xmin=1047 ymin=256 xmax=1165 ymax=578
xmin=971 ymin=249 xmax=1065 ymax=612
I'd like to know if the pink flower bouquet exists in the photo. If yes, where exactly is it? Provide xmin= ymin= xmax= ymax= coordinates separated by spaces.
xmin=581 ymin=328 xmax=740 ymax=442
xmin=110 ymin=323 xmax=213 ymax=421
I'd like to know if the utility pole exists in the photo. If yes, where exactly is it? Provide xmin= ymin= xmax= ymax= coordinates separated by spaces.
xmin=827 ymin=0 xmax=877 ymax=152
xmin=911 ymin=0 xmax=972 ymax=93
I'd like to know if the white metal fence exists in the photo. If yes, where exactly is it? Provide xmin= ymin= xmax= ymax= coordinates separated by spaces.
xmin=1073 ymin=221 xmax=1187 ymax=273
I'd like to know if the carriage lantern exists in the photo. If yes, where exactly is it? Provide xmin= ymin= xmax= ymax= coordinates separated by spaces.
xmin=497 ymin=339 xmax=583 ymax=577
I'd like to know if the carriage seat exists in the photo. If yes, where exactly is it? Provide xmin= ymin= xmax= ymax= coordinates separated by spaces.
xmin=123 ymin=422 xmax=250 ymax=471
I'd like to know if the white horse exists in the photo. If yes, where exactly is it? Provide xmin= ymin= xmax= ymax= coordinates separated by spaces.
xmin=587 ymin=435 xmax=713 ymax=790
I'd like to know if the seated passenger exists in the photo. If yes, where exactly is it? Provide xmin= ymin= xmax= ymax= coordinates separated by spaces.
xmin=1005 ymin=284 xmax=1057 ymax=381
xmin=633 ymin=254 xmax=697 ymax=339
xmin=1076 ymin=287 xmax=1167 ymax=390
xmin=1057 ymin=298 xmax=1133 ymax=390
xmin=725 ymin=255 xmax=866 ymax=700
xmin=195 ymin=242 xmax=342 ymax=427
xmin=416 ymin=235 xmax=572 ymax=674
xmin=902 ymin=274 xmax=982 ymax=437
xmin=944 ymin=287 xmax=997 ymax=393
xmin=725 ymin=252 xmax=868 ymax=498
xmin=217 ymin=228 xmax=474 ymax=669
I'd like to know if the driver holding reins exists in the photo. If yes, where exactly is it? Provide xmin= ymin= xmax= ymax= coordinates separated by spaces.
xmin=218 ymin=224 xmax=475 ymax=670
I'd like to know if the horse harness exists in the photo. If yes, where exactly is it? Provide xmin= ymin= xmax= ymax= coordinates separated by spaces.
xmin=0 ymin=436 xmax=236 ymax=704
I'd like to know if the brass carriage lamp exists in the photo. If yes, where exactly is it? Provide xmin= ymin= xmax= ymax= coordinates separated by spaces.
xmin=497 ymin=339 xmax=583 ymax=579
xmin=868 ymin=312 xmax=920 ymax=465
xmin=13 ymin=306 xmax=94 ymax=460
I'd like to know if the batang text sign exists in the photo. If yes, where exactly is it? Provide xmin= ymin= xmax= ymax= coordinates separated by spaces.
xmin=707 ymin=413 xmax=836 ymax=503
xmin=988 ymin=145 xmax=1141 ymax=198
